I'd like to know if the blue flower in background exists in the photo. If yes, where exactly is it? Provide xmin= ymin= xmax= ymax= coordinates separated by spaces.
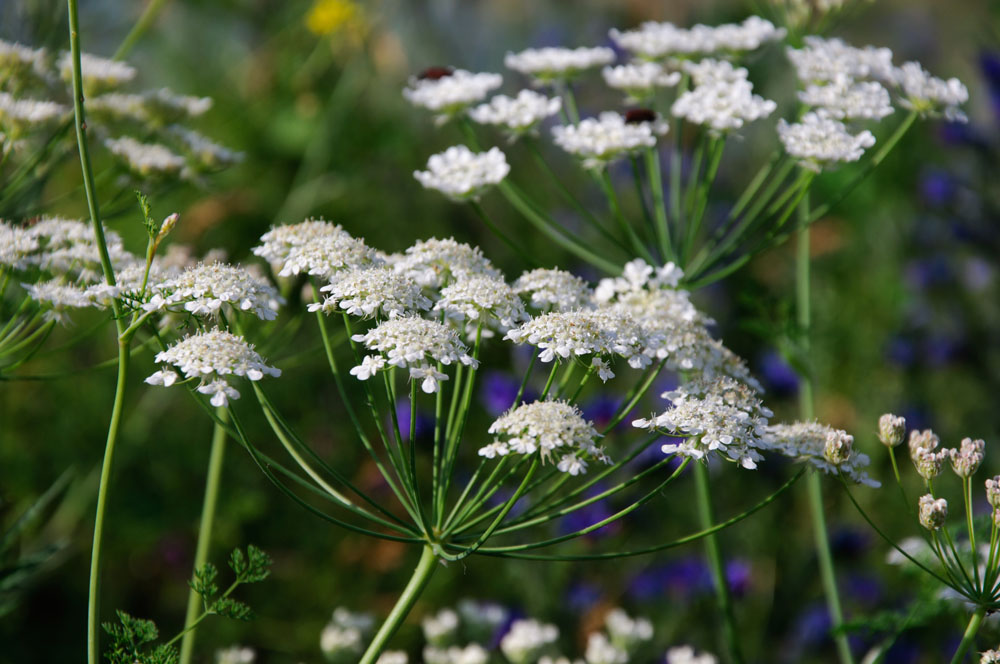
xmin=725 ymin=559 xmax=752 ymax=598
xmin=480 ymin=371 xmax=523 ymax=416
xmin=758 ymin=350 xmax=799 ymax=397
xmin=979 ymin=51 xmax=1000 ymax=120
xmin=919 ymin=169 xmax=956 ymax=207
xmin=885 ymin=336 xmax=917 ymax=367
xmin=565 ymin=581 xmax=603 ymax=611
xmin=627 ymin=557 xmax=713 ymax=602
xmin=583 ymin=393 xmax=623 ymax=431
xmin=558 ymin=483 xmax=620 ymax=539
xmin=904 ymin=256 xmax=952 ymax=290
xmin=844 ymin=573 xmax=884 ymax=607
xmin=830 ymin=527 xmax=870 ymax=559
xmin=393 ymin=400 xmax=433 ymax=442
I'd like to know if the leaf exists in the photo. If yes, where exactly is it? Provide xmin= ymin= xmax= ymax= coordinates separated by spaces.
xmin=135 ymin=190 xmax=157 ymax=239
xmin=189 ymin=562 xmax=218 ymax=599
xmin=212 ymin=597 xmax=253 ymax=621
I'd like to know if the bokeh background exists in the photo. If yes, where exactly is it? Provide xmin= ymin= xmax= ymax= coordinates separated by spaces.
xmin=1 ymin=0 xmax=999 ymax=661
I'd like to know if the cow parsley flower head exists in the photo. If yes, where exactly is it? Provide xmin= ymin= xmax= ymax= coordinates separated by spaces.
xmin=633 ymin=377 xmax=772 ymax=469
xmin=422 ymin=608 xmax=460 ymax=646
xmin=24 ymin=280 xmax=101 ymax=323
xmin=504 ymin=309 xmax=649 ymax=371
xmin=786 ymin=37 xmax=894 ymax=84
xmin=981 ymin=650 xmax=1000 ymax=664
xmin=146 ymin=329 xmax=280 ymax=407
xmin=424 ymin=644 xmax=488 ymax=664
xmin=777 ymin=111 xmax=875 ymax=172
xmin=878 ymin=413 xmax=906 ymax=448
xmin=552 ymin=111 xmax=668 ymax=170
xmin=215 ymin=646 xmax=255 ymax=664
xmin=665 ymin=646 xmax=718 ymax=664
xmin=986 ymin=477 xmax=1000 ymax=509
xmin=0 ymin=221 xmax=39 ymax=270
xmin=950 ymin=437 xmax=985 ymax=478
xmin=504 ymin=46 xmax=615 ymax=85
xmin=0 ymin=93 xmax=68 ymax=133
xmin=602 ymin=62 xmax=681 ymax=103
xmin=457 ymin=599 xmax=509 ymax=640
xmin=585 ymin=633 xmax=627 ymax=664
xmin=253 ymin=219 xmax=376 ymax=277
xmin=320 ymin=608 xmax=373 ymax=663
xmin=414 ymin=146 xmax=510 ymax=201
xmin=310 ymin=266 xmax=431 ymax=318
xmin=513 ymin=267 xmax=594 ymax=312
xmin=145 ymin=262 xmax=282 ymax=320
xmin=918 ymin=494 xmax=948 ymax=531
xmin=672 ymin=65 xmax=776 ymax=133
xmin=393 ymin=237 xmax=502 ymax=289
xmin=58 ymin=51 xmax=137 ymax=91
xmin=481 ymin=400 xmax=606 ymax=474
xmin=765 ymin=421 xmax=879 ymax=487
xmin=797 ymin=75 xmax=894 ymax=120
xmin=604 ymin=608 xmax=653 ymax=652
xmin=350 ymin=317 xmax=477 ymax=393
xmin=468 ymin=90 xmax=562 ymax=137
xmin=610 ymin=16 xmax=785 ymax=60
xmin=105 ymin=136 xmax=187 ymax=178
xmin=892 ymin=61 xmax=969 ymax=122
xmin=170 ymin=126 xmax=244 ymax=169
xmin=375 ymin=652 xmax=408 ymax=664
xmin=0 ymin=39 xmax=47 ymax=84
xmin=500 ymin=619 xmax=560 ymax=664
xmin=434 ymin=275 xmax=529 ymax=333
xmin=403 ymin=68 xmax=502 ymax=120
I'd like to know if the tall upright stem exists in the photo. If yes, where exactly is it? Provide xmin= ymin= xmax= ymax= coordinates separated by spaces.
xmin=798 ymin=194 xmax=853 ymax=664
xmin=693 ymin=462 xmax=743 ymax=664
xmin=358 ymin=546 xmax=438 ymax=664
xmin=179 ymin=408 xmax=229 ymax=664
xmin=949 ymin=606 xmax=986 ymax=664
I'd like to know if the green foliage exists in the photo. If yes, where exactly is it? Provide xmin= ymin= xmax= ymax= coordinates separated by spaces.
xmin=102 ymin=610 xmax=178 ymax=664
xmin=189 ymin=561 xmax=218 ymax=599
xmin=135 ymin=190 xmax=157 ymax=240
xmin=229 ymin=544 xmax=272 ymax=584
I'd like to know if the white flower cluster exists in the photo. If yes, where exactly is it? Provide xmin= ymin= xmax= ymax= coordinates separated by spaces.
xmin=479 ymin=400 xmax=606 ymax=476
xmin=0 ymin=92 xmax=67 ymax=133
xmin=797 ymin=75 xmax=893 ymax=121
xmin=349 ymin=317 xmax=478 ymax=393
xmin=982 ymin=650 xmax=1000 ymax=664
xmin=893 ymin=61 xmax=969 ymax=122
xmin=585 ymin=633 xmax=628 ymax=664
xmin=610 ymin=16 xmax=785 ymax=59
xmin=786 ymin=37 xmax=894 ymax=83
xmin=254 ymin=218 xmax=374 ymax=278
xmin=422 ymin=608 xmax=460 ymax=646
xmin=392 ymin=237 xmax=502 ymax=289
xmin=513 ymin=267 xmax=593 ymax=312
xmin=603 ymin=608 xmax=653 ymax=655
xmin=500 ymin=618 xmax=560 ymax=664
xmin=469 ymin=89 xmax=562 ymax=136
xmin=104 ymin=136 xmax=187 ymax=178
xmin=671 ymin=60 xmax=776 ymax=133
xmin=57 ymin=51 xmax=137 ymax=90
xmin=169 ymin=126 xmax=244 ymax=168
xmin=310 ymin=265 xmax=431 ymax=319
xmin=215 ymin=646 xmax=255 ymax=664
xmin=144 ymin=262 xmax=282 ymax=320
xmin=414 ymin=145 xmax=510 ymax=201
xmin=634 ymin=377 xmax=773 ymax=469
xmin=0 ymin=220 xmax=40 ymax=270
xmin=403 ymin=69 xmax=502 ymax=119
xmin=320 ymin=607 xmax=375 ymax=664
xmin=375 ymin=652 xmax=408 ymax=664
xmin=552 ymin=111 xmax=668 ymax=170
xmin=424 ymin=644 xmax=489 ymax=664
xmin=504 ymin=46 xmax=615 ymax=84
xmin=764 ymin=421 xmax=879 ymax=487
xmin=777 ymin=111 xmax=876 ymax=172
xmin=918 ymin=494 xmax=948 ymax=531
xmin=456 ymin=599 xmax=509 ymax=640
xmin=0 ymin=39 xmax=47 ymax=82
xmin=145 ymin=328 xmax=280 ymax=407
xmin=88 ymin=88 xmax=212 ymax=126
xmin=665 ymin=646 xmax=718 ymax=664
xmin=602 ymin=62 xmax=681 ymax=103
xmin=434 ymin=275 xmax=529 ymax=334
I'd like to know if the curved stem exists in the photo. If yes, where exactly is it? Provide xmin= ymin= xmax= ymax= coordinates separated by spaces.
xmin=694 ymin=461 xmax=743 ymax=664
xmin=113 ymin=0 xmax=171 ymax=60
xmin=358 ymin=546 xmax=438 ymax=664
xmin=179 ymin=408 xmax=228 ymax=664
xmin=949 ymin=606 xmax=986 ymax=664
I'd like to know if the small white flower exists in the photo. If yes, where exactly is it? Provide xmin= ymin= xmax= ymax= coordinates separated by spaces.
xmin=315 ymin=266 xmax=431 ymax=319
xmin=602 ymin=61 xmax=681 ymax=102
xmin=777 ymin=111 xmax=875 ymax=172
xmin=434 ymin=275 xmax=529 ymax=333
xmin=513 ymin=267 xmax=593 ymax=312
xmin=585 ymin=632 xmax=627 ymax=664
xmin=403 ymin=68 xmax=502 ymax=119
xmin=786 ymin=37 xmax=895 ymax=84
xmin=500 ymin=619 xmax=560 ymax=664
xmin=350 ymin=354 xmax=386 ymax=381
xmin=552 ymin=111 xmax=668 ymax=170
xmin=144 ymin=369 xmax=179 ymax=387
xmin=591 ymin=357 xmax=615 ymax=382
xmin=149 ymin=262 xmax=283 ymax=320
xmin=766 ymin=421 xmax=879 ymax=487
xmin=0 ymin=92 xmax=68 ymax=132
xmin=422 ymin=608 xmax=460 ymax=646
xmin=672 ymin=62 xmax=775 ymax=133
xmin=484 ymin=400 xmax=606 ymax=471
xmin=665 ymin=645 xmax=718 ymax=664
xmin=393 ymin=237 xmax=502 ymax=288
xmin=797 ymin=74 xmax=894 ymax=120
xmin=199 ymin=379 xmax=241 ymax=407
xmin=104 ymin=136 xmax=187 ymax=178
xmin=505 ymin=46 xmax=615 ymax=85
xmin=469 ymin=89 xmax=562 ymax=136
xmin=892 ymin=61 xmax=969 ymax=122
xmin=58 ymin=50 xmax=137 ymax=89
xmin=414 ymin=145 xmax=510 ymax=201
xmin=918 ymin=494 xmax=948 ymax=530
xmin=610 ymin=16 xmax=785 ymax=59
xmin=215 ymin=645 xmax=255 ymax=664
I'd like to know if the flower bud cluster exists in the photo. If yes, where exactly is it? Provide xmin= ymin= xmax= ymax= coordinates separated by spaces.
xmin=878 ymin=413 xmax=906 ymax=447
xmin=918 ymin=494 xmax=948 ymax=531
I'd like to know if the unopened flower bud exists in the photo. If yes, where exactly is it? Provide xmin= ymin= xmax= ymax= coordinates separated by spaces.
xmin=918 ymin=494 xmax=947 ymax=530
xmin=982 ymin=649 xmax=1000 ymax=664
xmin=986 ymin=477 xmax=1000 ymax=508
xmin=949 ymin=437 xmax=985 ymax=478
xmin=878 ymin=413 xmax=906 ymax=447
xmin=912 ymin=447 xmax=948 ymax=481
xmin=909 ymin=429 xmax=940 ymax=461
xmin=994 ymin=508 xmax=1000 ymax=530
xmin=157 ymin=212 xmax=179 ymax=241
xmin=823 ymin=430 xmax=854 ymax=466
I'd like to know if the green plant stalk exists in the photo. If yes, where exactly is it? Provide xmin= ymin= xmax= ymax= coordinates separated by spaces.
xmin=949 ymin=606 xmax=986 ymax=664
xmin=179 ymin=408 xmax=229 ymax=664
xmin=358 ymin=546 xmax=438 ymax=664
xmin=798 ymin=195 xmax=853 ymax=664
xmin=469 ymin=200 xmax=539 ymax=266
xmin=113 ymin=0 xmax=171 ymax=60
xmin=629 ymin=155 xmax=658 ymax=251
xmin=683 ymin=138 xmax=725 ymax=264
xmin=598 ymin=170 xmax=655 ymax=263
xmin=645 ymin=147 xmax=675 ymax=261
xmin=694 ymin=461 xmax=743 ymax=664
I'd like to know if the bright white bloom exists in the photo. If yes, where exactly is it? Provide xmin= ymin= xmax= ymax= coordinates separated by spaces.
xmin=375 ymin=652 xmax=408 ymax=664
xmin=892 ymin=61 xmax=969 ymax=122
xmin=147 ymin=329 xmax=280 ymax=407
xmin=610 ymin=16 xmax=785 ymax=59
xmin=24 ymin=280 xmax=99 ymax=323
xmin=0 ymin=92 xmax=68 ymax=131
xmin=311 ymin=266 xmax=431 ymax=318
xmin=504 ymin=46 xmax=615 ymax=84
xmin=500 ymin=619 xmax=560 ymax=664
xmin=672 ymin=63 xmax=775 ymax=133
xmin=0 ymin=221 xmax=39 ymax=270
xmin=215 ymin=646 xmax=255 ymax=664
xmin=602 ymin=62 xmax=681 ymax=102
xmin=434 ymin=275 xmax=529 ymax=333
xmin=504 ymin=309 xmax=649 ymax=368
xmin=633 ymin=377 xmax=772 ymax=469
xmin=422 ymin=608 xmax=460 ymax=646
xmin=949 ymin=437 xmax=985 ymax=478
xmin=146 ymin=262 xmax=282 ymax=320
xmin=254 ymin=218 xmax=346 ymax=264
xmin=585 ymin=633 xmax=627 ymax=664
xmin=877 ymin=413 xmax=907 ymax=448
xmin=604 ymin=608 xmax=653 ymax=652
xmin=24 ymin=216 xmax=130 ymax=280
xmin=469 ymin=89 xmax=562 ymax=136
xmin=918 ymin=494 xmax=948 ymax=530
xmin=403 ymin=68 xmax=502 ymax=118
xmin=350 ymin=317 xmax=477 ymax=393
xmin=253 ymin=219 xmax=377 ymax=279
xmin=58 ymin=51 xmax=137 ymax=89
xmin=594 ymin=258 xmax=683 ymax=301
xmin=777 ymin=111 xmax=875 ymax=172
xmin=797 ymin=75 xmax=894 ymax=120
xmin=393 ymin=237 xmax=502 ymax=288
xmin=786 ymin=37 xmax=894 ymax=84
xmin=424 ymin=644 xmax=489 ymax=664
xmin=414 ymin=146 xmax=510 ymax=201
xmin=553 ymin=111 xmax=668 ymax=170
xmin=482 ymin=400 xmax=607 ymax=473
xmin=514 ymin=267 xmax=593 ymax=312
xmin=765 ymin=421 xmax=880 ymax=487
xmin=104 ymin=136 xmax=187 ymax=178
xmin=981 ymin=650 xmax=1000 ymax=664
xmin=665 ymin=646 xmax=718 ymax=664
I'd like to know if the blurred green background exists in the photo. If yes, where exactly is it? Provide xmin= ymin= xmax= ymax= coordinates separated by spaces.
xmin=1 ymin=0 xmax=998 ymax=662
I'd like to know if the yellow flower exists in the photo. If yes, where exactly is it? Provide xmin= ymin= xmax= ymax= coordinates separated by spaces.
xmin=305 ymin=0 xmax=363 ymax=37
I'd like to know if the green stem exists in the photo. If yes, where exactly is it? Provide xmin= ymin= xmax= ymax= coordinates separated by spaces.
xmin=358 ymin=546 xmax=438 ymax=664
xmin=645 ymin=147 xmax=675 ymax=262
xmin=949 ymin=606 xmax=986 ymax=664
xmin=798 ymin=194 xmax=854 ymax=664
xmin=469 ymin=200 xmax=539 ymax=266
xmin=694 ymin=462 xmax=743 ymax=664
xmin=598 ymin=170 xmax=654 ymax=263
xmin=113 ymin=0 xmax=171 ymax=60
xmin=179 ymin=408 xmax=229 ymax=664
